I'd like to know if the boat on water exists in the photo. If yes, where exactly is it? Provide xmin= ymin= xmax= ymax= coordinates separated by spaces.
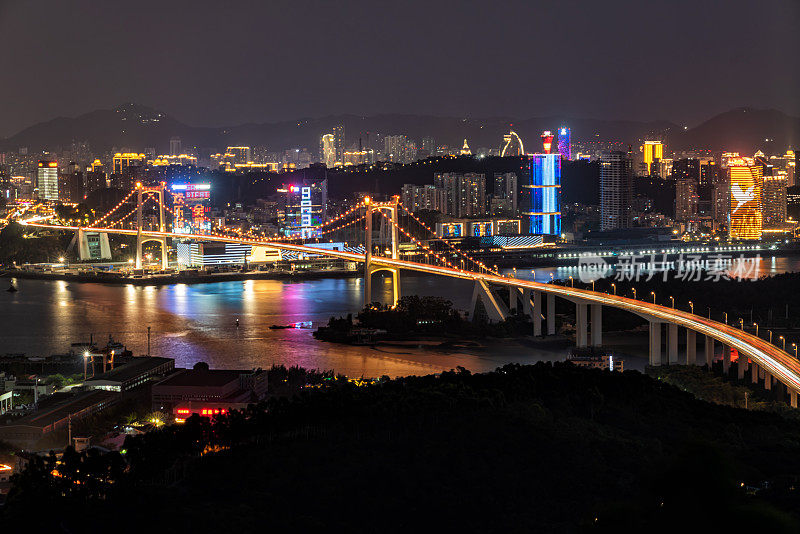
xmin=270 ymin=321 xmax=313 ymax=330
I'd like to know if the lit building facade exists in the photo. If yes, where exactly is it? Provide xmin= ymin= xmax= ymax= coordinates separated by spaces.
xmin=762 ymin=172 xmax=788 ymax=227
xmin=112 ymin=153 xmax=144 ymax=174
xmin=493 ymin=172 xmax=518 ymax=215
xmin=170 ymin=183 xmax=211 ymax=234
xmin=36 ymin=160 xmax=58 ymax=201
xmin=226 ymin=146 xmax=251 ymax=165
xmin=522 ymin=154 xmax=561 ymax=235
xmin=332 ymin=125 xmax=345 ymax=164
xmin=557 ymin=127 xmax=571 ymax=161
xmin=600 ymin=151 xmax=633 ymax=231
xmin=282 ymin=178 xmax=328 ymax=237
xmin=433 ymin=173 xmax=486 ymax=217
xmin=641 ymin=141 xmax=663 ymax=176
xmin=177 ymin=242 xmax=252 ymax=266
xmin=401 ymin=184 xmax=446 ymax=213
xmin=320 ymin=134 xmax=336 ymax=167
xmin=728 ymin=162 xmax=763 ymax=240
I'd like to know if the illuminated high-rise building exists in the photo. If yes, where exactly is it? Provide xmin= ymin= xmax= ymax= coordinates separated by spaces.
xmin=557 ymin=127 xmax=571 ymax=161
xmin=762 ymin=172 xmax=788 ymax=227
xmin=384 ymin=135 xmax=409 ymax=163
xmin=728 ymin=161 xmax=763 ymax=240
xmin=226 ymin=146 xmax=251 ymax=165
xmin=600 ymin=151 xmax=633 ymax=231
xmin=433 ymin=172 xmax=486 ymax=217
xmin=37 ymin=160 xmax=58 ymax=201
xmin=421 ymin=136 xmax=436 ymax=157
xmin=332 ymin=125 xmax=345 ymax=164
xmin=282 ymin=178 xmax=328 ymax=237
xmin=320 ymin=134 xmax=336 ymax=167
xmin=113 ymin=153 xmax=145 ymax=174
xmin=522 ymin=154 xmax=561 ymax=235
xmin=170 ymin=136 xmax=182 ymax=156
xmin=641 ymin=141 xmax=663 ymax=176
xmin=541 ymin=131 xmax=554 ymax=154
xmin=493 ymin=172 xmax=518 ymax=214
xmin=501 ymin=130 xmax=525 ymax=157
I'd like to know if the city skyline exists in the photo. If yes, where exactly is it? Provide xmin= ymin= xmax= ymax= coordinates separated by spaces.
xmin=0 ymin=0 xmax=797 ymax=138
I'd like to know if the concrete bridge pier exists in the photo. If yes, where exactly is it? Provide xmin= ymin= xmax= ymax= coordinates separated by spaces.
xmin=791 ymin=390 xmax=798 ymax=408
xmin=533 ymin=291 xmax=542 ymax=336
xmin=649 ymin=321 xmax=663 ymax=366
xmin=721 ymin=346 xmax=731 ymax=373
xmin=533 ymin=291 xmax=543 ymax=336
xmin=705 ymin=336 xmax=714 ymax=367
xmin=470 ymin=280 xmax=509 ymax=323
xmin=737 ymin=356 xmax=746 ymax=380
xmin=546 ymin=294 xmax=556 ymax=335
xmin=668 ymin=324 xmax=678 ymax=364
xmin=765 ymin=372 xmax=773 ymax=391
xmin=751 ymin=362 xmax=759 ymax=384
xmin=575 ymin=302 xmax=588 ymax=348
xmin=509 ymin=287 xmax=518 ymax=313
xmin=590 ymin=304 xmax=602 ymax=347
xmin=686 ymin=329 xmax=696 ymax=365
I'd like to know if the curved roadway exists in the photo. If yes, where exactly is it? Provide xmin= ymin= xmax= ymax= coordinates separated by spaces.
xmin=21 ymin=222 xmax=800 ymax=393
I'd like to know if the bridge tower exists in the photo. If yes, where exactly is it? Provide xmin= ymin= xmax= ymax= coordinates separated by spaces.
xmin=135 ymin=182 xmax=169 ymax=270
xmin=363 ymin=196 xmax=400 ymax=307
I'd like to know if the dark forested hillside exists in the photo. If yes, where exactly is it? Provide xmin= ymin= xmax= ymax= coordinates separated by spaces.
xmin=4 ymin=363 xmax=800 ymax=533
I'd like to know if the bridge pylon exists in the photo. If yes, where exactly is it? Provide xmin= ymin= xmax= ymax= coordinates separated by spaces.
xmin=363 ymin=196 xmax=400 ymax=307
xmin=135 ymin=182 xmax=169 ymax=270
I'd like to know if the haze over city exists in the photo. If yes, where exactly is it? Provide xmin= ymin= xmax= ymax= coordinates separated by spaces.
xmin=1 ymin=0 xmax=798 ymax=138
xmin=2 ymin=1 xmax=800 ymax=532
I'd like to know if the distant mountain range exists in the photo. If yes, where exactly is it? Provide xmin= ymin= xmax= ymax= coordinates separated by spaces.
xmin=1 ymin=103 xmax=797 ymax=156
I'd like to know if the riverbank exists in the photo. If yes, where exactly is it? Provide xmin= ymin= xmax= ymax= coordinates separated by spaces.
xmin=0 ymin=267 xmax=359 ymax=286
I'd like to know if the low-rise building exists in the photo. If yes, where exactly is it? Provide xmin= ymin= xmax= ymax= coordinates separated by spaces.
xmin=152 ymin=366 xmax=268 ymax=417
xmin=84 ymin=357 xmax=175 ymax=393
xmin=0 ymin=390 xmax=118 ymax=449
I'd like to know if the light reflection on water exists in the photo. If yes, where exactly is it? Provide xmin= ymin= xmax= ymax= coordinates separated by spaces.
xmin=1 ymin=255 xmax=796 ymax=378
xmin=0 ymin=274 xmax=569 ymax=377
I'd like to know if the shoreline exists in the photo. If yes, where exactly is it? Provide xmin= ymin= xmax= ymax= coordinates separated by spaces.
xmin=0 ymin=268 xmax=360 ymax=286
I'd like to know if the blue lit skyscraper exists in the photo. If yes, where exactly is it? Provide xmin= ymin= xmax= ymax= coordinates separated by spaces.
xmin=522 ymin=154 xmax=561 ymax=235
xmin=557 ymin=127 xmax=571 ymax=161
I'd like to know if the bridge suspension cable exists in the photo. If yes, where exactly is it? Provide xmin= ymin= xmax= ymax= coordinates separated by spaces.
xmin=88 ymin=189 xmax=138 ymax=227
xmin=395 ymin=201 xmax=499 ymax=275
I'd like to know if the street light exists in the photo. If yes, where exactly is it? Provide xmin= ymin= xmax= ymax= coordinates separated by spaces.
xmin=531 ymin=270 xmax=535 ymax=281
xmin=569 ymin=276 xmax=574 ymax=287
xmin=724 ymin=312 xmax=728 ymax=324
xmin=632 ymin=288 xmax=637 ymax=299
xmin=689 ymin=301 xmax=694 ymax=314
xmin=650 ymin=291 xmax=656 ymax=303
xmin=794 ymin=343 xmax=798 ymax=358
xmin=753 ymin=323 xmax=758 ymax=337
xmin=591 ymin=280 xmax=595 ymax=292
xmin=739 ymin=318 xmax=744 ymax=330
xmin=768 ymin=330 xmax=773 ymax=343
xmin=669 ymin=296 xmax=675 ymax=308
xmin=610 ymin=283 xmax=616 ymax=295
xmin=780 ymin=336 xmax=786 ymax=350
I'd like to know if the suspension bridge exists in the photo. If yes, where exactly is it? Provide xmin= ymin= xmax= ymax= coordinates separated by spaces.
xmin=14 ymin=182 xmax=800 ymax=407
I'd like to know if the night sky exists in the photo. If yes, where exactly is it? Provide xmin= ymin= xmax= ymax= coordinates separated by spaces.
xmin=0 ymin=0 xmax=797 ymax=137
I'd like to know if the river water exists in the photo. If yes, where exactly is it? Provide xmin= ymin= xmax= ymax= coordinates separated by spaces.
xmin=2 ymin=253 xmax=797 ymax=378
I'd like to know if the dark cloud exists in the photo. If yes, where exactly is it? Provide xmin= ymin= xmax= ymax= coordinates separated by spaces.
xmin=0 ymin=0 xmax=797 ymax=137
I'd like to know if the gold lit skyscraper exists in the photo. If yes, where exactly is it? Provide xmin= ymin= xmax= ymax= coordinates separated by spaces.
xmin=641 ymin=141 xmax=663 ymax=176
xmin=728 ymin=161 xmax=763 ymax=240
